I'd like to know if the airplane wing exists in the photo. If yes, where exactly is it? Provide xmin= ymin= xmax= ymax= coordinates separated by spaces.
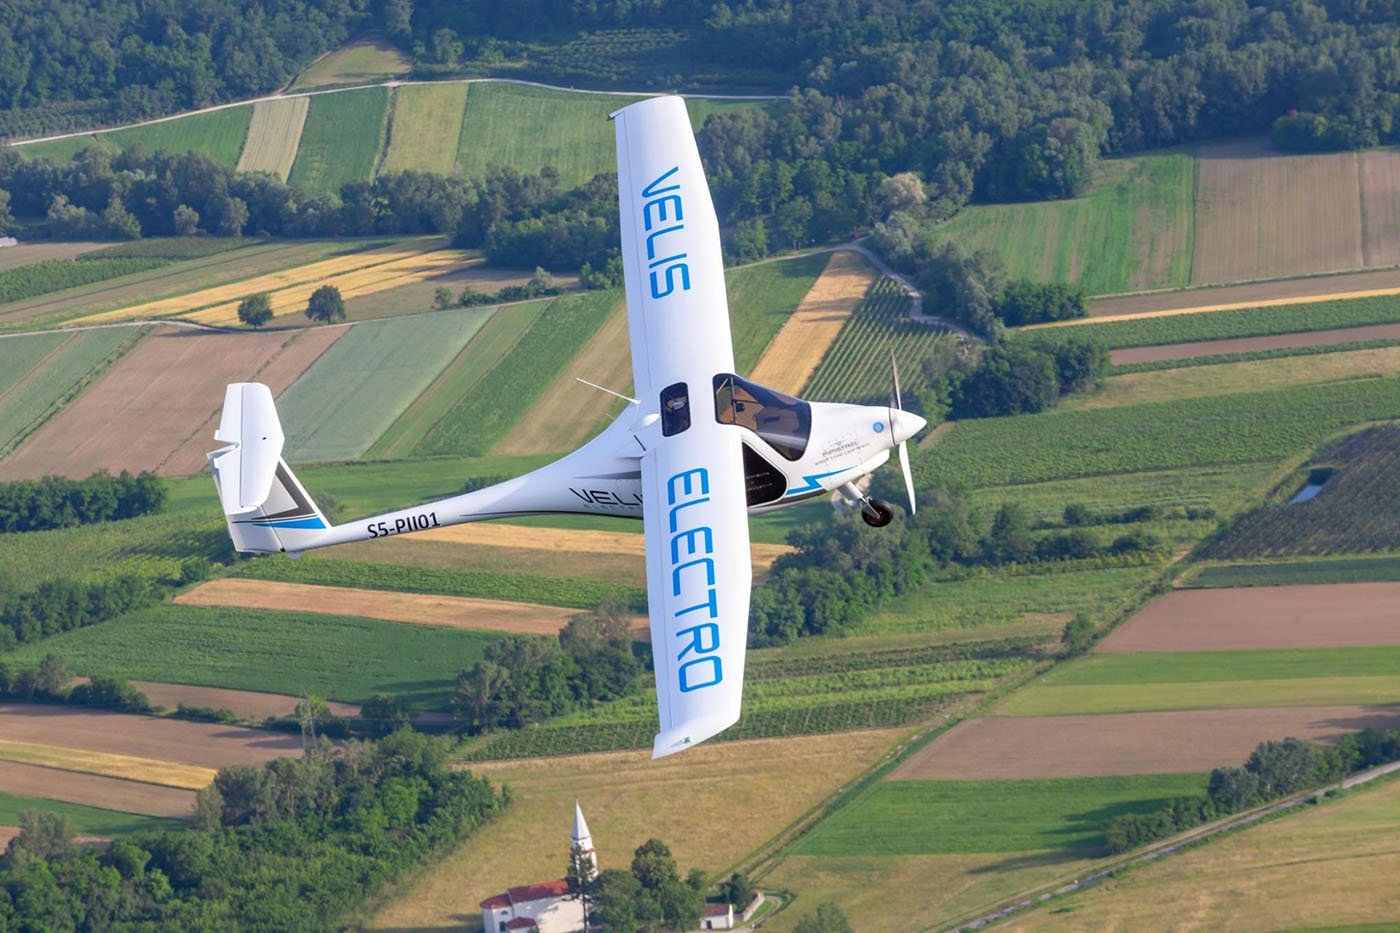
xmin=614 ymin=96 xmax=752 ymax=758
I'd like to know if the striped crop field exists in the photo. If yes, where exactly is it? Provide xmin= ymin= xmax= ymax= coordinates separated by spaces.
xmin=288 ymin=86 xmax=390 ymax=195
xmin=933 ymin=152 xmax=1195 ymax=295
xmin=415 ymin=290 xmax=620 ymax=456
xmin=71 ymin=238 xmax=442 ymax=325
xmin=725 ymin=251 xmax=833 ymax=378
xmin=235 ymin=97 xmax=309 ymax=180
xmin=0 ymin=327 xmax=143 ymax=459
xmin=383 ymin=83 xmax=470 ymax=175
xmin=278 ymin=306 xmax=494 ymax=462
xmin=17 ymin=105 xmax=253 ymax=168
xmin=805 ymin=276 xmax=956 ymax=403
xmin=0 ymin=740 xmax=214 ymax=790
xmin=185 ymin=246 xmax=477 ymax=326
xmin=747 ymin=250 xmax=877 ymax=394
xmin=456 ymin=82 xmax=638 ymax=188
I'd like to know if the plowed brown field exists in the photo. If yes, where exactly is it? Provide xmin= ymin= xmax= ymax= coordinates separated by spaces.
xmin=0 ymin=704 xmax=303 ymax=768
xmin=176 ymin=578 xmax=580 ymax=635
xmin=1192 ymin=141 xmax=1364 ymax=285
xmin=1096 ymin=583 xmax=1400 ymax=653
xmin=0 ymin=761 xmax=194 ymax=818
xmin=890 ymin=706 xmax=1400 ymax=780
xmin=747 ymin=250 xmax=876 ymax=394
xmin=128 ymin=681 xmax=360 ymax=721
xmin=1110 ymin=321 xmax=1400 ymax=365
xmin=1361 ymin=148 xmax=1400 ymax=267
xmin=0 ymin=325 xmax=333 ymax=480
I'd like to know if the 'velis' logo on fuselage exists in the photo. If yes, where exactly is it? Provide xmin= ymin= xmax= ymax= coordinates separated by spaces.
xmin=642 ymin=167 xmax=691 ymax=300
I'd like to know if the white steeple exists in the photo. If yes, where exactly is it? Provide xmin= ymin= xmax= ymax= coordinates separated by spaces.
xmin=573 ymin=801 xmax=597 ymax=872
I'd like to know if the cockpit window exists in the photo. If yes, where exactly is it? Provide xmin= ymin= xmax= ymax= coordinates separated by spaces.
xmin=660 ymin=382 xmax=691 ymax=436
xmin=713 ymin=374 xmax=811 ymax=460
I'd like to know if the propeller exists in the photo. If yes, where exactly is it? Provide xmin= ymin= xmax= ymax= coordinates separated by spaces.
xmin=889 ymin=350 xmax=917 ymax=516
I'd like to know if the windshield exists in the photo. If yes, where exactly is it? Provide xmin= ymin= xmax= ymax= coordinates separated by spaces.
xmin=713 ymin=374 xmax=811 ymax=461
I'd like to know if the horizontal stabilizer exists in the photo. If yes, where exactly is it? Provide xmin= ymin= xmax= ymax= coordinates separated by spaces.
xmin=211 ymin=382 xmax=285 ymax=515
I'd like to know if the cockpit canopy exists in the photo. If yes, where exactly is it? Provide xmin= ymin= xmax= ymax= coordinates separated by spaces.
xmin=713 ymin=374 xmax=811 ymax=461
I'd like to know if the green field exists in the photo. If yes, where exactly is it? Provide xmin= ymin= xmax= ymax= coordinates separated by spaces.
xmin=934 ymin=153 xmax=1195 ymax=295
xmin=235 ymin=554 xmax=644 ymax=610
xmin=1032 ymin=294 xmax=1400 ymax=351
xmin=290 ymin=40 xmax=411 ymax=91
xmin=1046 ymin=646 xmax=1400 ymax=685
xmin=920 ymin=376 xmax=1400 ymax=489
xmin=793 ymin=774 xmax=1207 ymax=856
xmin=0 ymin=331 xmax=69 ymax=396
xmin=279 ymin=306 xmax=494 ymax=462
xmin=1001 ymin=677 xmax=1400 ymax=715
xmin=18 ymin=105 xmax=253 ymax=168
xmin=383 ymin=83 xmax=471 ymax=175
xmin=858 ymin=566 xmax=1161 ymax=638
xmin=0 ymin=327 xmax=143 ymax=455
xmin=1190 ymin=556 xmax=1400 ymax=588
xmin=5 ymin=604 xmax=502 ymax=710
xmin=0 ymin=793 xmax=182 ymax=837
xmin=727 ymin=252 xmax=831 ymax=376
xmin=288 ymin=87 xmax=391 ymax=195
xmin=369 ymin=301 xmax=544 ymax=459
xmin=0 ymin=257 xmax=169 ymax=305
xmin=805 ymin=276 xmax=958 ymax=403
xmin=414 ymin=290 xmax=618 ymax=456
xmin=1113 ymin=336 xmax=1400 ymax=375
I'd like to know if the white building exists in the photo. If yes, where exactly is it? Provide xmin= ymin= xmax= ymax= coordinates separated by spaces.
xmin=480 ymin=803 xmax=596 ymax=933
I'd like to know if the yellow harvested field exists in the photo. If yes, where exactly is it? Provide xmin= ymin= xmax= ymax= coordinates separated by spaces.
xmin=382 ymin=82 xmax=470 ymax=175
xmin=177 ymin=579 xmax=581 ymax=636
xmin=1191 ymin=141 xmax=1364 ymax=285
xmin=0 ymin=739 xmax=215 ymax=790
xmin=1361 ymin=148 xmax=1400 ymax=267
xmin=747 ymin=250 xmax=876 ymax=394
xmin=1064 ymin=344 xmax=1400 ymax=410
xmin=413 ymin=522 xmax=792 ymax=570
xmin=70 ymin=239 xmax=444 ymax=325
xmin=367 ymin=729 xmax=905 ymax=932
xmin=235 ymin=97 xmax=310 ymax=181
xmin=1000 ymin=776 xmax=1400 ymax=932
xmin=492 ymin=300 xmax=630 ymax=455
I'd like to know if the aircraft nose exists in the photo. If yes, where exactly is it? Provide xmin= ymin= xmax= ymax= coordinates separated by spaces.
xmin=890 ymin=409 xmax=927 ymax=445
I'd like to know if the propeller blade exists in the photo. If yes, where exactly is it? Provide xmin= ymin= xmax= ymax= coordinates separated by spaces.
xmin=890 ymin=348 xmax=903 ymax=411
xmin=898 ymin=438 xmax=916 ymax=515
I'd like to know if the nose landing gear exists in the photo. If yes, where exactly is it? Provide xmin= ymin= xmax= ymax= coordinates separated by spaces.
xmin=841 ymin=482 xmax=895 ymax=528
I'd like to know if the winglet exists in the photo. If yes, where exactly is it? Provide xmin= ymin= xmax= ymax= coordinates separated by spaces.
xmin=652 ymin=712 xmax=741 ymax=759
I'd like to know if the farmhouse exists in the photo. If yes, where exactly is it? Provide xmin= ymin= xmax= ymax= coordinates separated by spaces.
xmin=480 ymin=803 xmax=595 ymax=933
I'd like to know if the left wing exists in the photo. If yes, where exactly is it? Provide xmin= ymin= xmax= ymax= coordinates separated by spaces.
xmin=613 ymin=96 xmax=752 ymax=757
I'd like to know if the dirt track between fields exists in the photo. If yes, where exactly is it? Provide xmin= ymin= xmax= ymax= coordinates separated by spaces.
xmin=0 ymin=760 xmax=196 ymax=818
xmin=1096 ymin=583 xmax=1400 ymax=653
xmin=1084 ymin=266 xmax=1400 ymax=322
xmin=177 ymin=578 xmax=582 ymax=635
xmin=0 ymin=703 xmax=303 ymax=768
xmin=890 ymin=705 xmax=1400 ymax=780
xmin=1110 ymin=321 xmax=1400 ymax=364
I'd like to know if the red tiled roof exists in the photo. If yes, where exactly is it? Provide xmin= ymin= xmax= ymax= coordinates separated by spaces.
xmin=508 ymin=879 xmax=570 ymax=903
xmin=705 ymin=903 xmax=733 ymax=917
xmin=504 ymin=919 xmax=538 ymax=930
xmin=480 ymin=893 xmax=510 ymax=910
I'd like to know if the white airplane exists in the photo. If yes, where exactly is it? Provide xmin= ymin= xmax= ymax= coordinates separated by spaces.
xmin=208 ymin=96 xmax=927 ymax=758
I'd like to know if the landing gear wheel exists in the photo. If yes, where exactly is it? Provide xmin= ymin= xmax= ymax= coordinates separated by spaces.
xmin=861 ymin=498 xmax=895 ymax=528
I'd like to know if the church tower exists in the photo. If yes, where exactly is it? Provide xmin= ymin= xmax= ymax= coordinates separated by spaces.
xmin=573 ymin=801 xmax=597 ymax=873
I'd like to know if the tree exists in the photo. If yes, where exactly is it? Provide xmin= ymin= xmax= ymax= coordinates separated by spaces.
xmin=35 ymin=653 xmax=68 ymax=696
xmin=718 ymin=872 xmax=755 ymax=909
xmin=565 ymin=842 xmax=600 ymax=928
xmin=1061 ymin=614 xmax=1096 ymax=655
xmin=359 ymin=693 xmax=412 ymax=738
xmin=432 ymin=286 xmax=453 ymax=310
xmin=305 ymin=284 xmax=345 ymax=324
xmin=173 ymin=203 xmax=200 ymax=236
xmin=793 ymin=902 xmax=854 ymax=933
xmin=10 ymin=810 xmax=74 ymax=861
xmin=0 ymin=188 xmax=12 ymax=232
xmin=237 ymin=292 xmax=273 ymax=328
xmin=984 ymin=503 xmax=1034 ymax=564
xmin=592 ymin=868 xmax=642 ymax=933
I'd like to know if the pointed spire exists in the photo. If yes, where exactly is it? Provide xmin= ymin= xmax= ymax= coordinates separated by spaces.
xmin=573 ymin=801 xmax=597 ymax=872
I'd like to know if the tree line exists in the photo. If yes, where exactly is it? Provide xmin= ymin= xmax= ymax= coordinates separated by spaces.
xmin=0 ymin=729 xmax=505 ymax=928
xmin=0 ymin=470 xmax=166 ymax=533
xmin=1107 ymin=729 xmax=1400 ymax=853
xmin=0 ymin=0 xmax=376 ymax=139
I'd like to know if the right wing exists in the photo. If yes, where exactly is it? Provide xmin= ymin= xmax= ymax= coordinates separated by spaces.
xmin=613 ymin=96 xmax=752 ymax=757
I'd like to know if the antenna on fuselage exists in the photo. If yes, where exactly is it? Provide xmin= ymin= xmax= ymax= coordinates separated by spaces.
xmin=575 ymin=377 xmax=639 ymax=405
